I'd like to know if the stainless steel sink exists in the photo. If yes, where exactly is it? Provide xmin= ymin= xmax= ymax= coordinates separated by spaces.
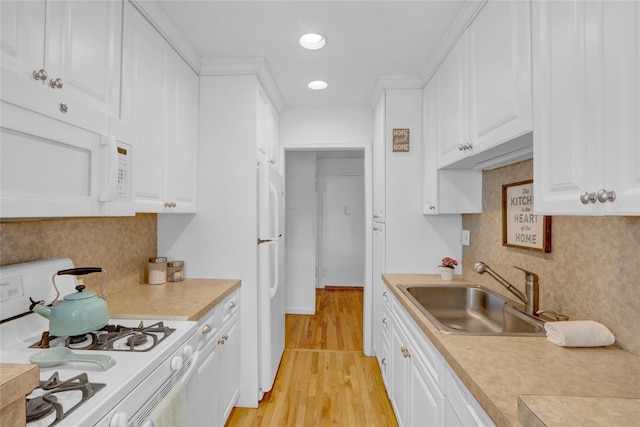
xmin=399 ymin=285 xmax=545 ymax=336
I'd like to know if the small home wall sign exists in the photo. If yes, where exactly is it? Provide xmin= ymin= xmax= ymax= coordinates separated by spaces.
xmin=392 ymin=128 xmax=410 ymax=152
xmin=502 ymin=180 xmax=551 ymax=253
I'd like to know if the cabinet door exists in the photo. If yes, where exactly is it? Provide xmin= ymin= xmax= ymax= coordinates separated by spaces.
xmin=408 ymin=356 xmax=444 ymax=427
xmin=422 ymin=81 xmax=439 ymax=215
xmin=372 ymin=93 xmax=386 ymax=222
xmin=45 ymin=0 xmax=122 ymax=116
xmin=122 ymin=2 xmax=171 ymax=212
xmin=185 ymin=335 xmax=221 ymax=427
xmin=533 ymin=0 xmax=640 ymax=215
xmin=167 ymin=53 xmax=199 ymax=212
xmin=372 ymin=223 xmax=386 ymax=363
xmin=0 ymin=0 xmax=45 ymax=81
xmin=219 ymin=317 xmax=240 ymax=424
xmin=389 ymin=323 xmax=409 ymax=426
xmin=468 ymin=0 xmax=532 ymax=151
xmin=436 ymin=36 xmax=469 ymax=168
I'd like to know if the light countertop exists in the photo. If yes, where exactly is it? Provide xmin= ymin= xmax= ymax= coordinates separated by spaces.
xmin=383 ymin=274 xmax=640 ymax=427
xmin=106 ymin=278 xmax=241 ymax=321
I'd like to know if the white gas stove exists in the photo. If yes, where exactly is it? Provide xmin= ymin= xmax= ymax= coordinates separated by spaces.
xmin=0 ymin=259 xmax=198 ymax=427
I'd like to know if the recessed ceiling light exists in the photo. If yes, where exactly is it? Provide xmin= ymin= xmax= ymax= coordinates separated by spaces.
xmin=299 ymin=33 xmax=326 ymax=50
xmin=308 ymin=80 xmax=328 ymax=91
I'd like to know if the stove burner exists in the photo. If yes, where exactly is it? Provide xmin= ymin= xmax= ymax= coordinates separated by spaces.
xmin=25 ymin=372 xmax=105 ymax=426
xmin=126 ymin=333 xmax=148 ymax=348
xmin=26 ymin=395 xmax=57 ymax=422
xmin=28 ymin=321 xmax=175 ymax=352
xmin=68 ymin=334 xmax=88 ymax=345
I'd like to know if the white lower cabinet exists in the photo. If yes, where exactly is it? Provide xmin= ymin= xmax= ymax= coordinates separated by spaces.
xmin=186 ymin=290 xmax=240 ymax=427
xmin=444 ymin=368 xmax=494 ymax=427
xmin=385 ymin=285 xmax=494 ymax=427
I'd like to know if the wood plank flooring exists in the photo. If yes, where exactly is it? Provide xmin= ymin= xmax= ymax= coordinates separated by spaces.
xmin=226 ymin=287 xmax=398 ymax=426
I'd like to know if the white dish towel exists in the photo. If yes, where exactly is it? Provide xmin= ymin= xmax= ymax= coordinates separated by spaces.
xmin=146 ymin=381 xmax=186 ymax=427
xmin=544 ymin=320 xmax=615 ymax=347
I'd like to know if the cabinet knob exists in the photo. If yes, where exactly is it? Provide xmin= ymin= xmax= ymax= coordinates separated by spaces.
xmin=58 ymin=102 xmax=68 ymax=113
xmin=429 ymin=204 xmax=435 ymax=210
xmin=597 ymin=189 xmax=616 ymax=203
xmin=382 ymin=317 xmax=388 ymax=326
xmin=381 ymin=357 xmax=387 ymax=366
xmin=580 ymin=192 xmax=596 ymax=204
xmin=373 ymin=226 xmax=380 ymax=231
xmin=202 ymin=324 xmax=212 ymax=334
xmin=33 ymin=69 xmax=48 ymax=81
xmin=49 ymin=78 xmax=64 ymax=89
xmin=458 ymin=144 xmax=465 ymax=151
xmin=229 ymin=301 xmax=236 ymax=309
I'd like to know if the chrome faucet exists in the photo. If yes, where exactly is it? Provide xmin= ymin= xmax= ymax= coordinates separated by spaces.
xmin=473 ymin=262 xmax=539 ymax=315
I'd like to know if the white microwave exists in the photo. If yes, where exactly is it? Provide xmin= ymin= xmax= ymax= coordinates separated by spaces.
xmin=0 ymin=100 xmax=135 ymax=219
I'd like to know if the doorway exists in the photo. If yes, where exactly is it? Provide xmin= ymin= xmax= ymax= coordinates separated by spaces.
xmin=283 ymin=146 xmax=373 ymax=356
xmin=319 ymin=173 xmax=365 ymax=287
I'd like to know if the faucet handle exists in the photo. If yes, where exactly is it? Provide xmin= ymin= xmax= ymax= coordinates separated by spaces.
xmin=512 ymin=266 xmax=539 ymax=285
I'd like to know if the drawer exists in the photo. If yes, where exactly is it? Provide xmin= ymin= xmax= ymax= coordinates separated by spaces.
xmin=216 ymin=289 xmax=240 ymax=326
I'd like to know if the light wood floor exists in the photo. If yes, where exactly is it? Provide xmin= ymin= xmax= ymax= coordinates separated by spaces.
xmin=226 ymin=287 xmax=398 ymax=426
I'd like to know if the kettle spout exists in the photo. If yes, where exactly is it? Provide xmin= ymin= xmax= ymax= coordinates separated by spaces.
xmin=31 ymin=301 xmax=52 ymax=319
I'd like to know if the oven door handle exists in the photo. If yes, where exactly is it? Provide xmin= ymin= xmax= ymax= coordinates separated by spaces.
xmin=180 ymin=348 xmax=200 ymax=386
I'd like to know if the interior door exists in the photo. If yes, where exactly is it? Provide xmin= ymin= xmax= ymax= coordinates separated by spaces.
xmin=321 ymin=174 xmax=365 ymax=287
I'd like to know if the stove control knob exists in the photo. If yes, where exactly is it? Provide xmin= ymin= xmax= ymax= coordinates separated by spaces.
xmin=183 ymin=345 xmax=194 ymax=359
xmin=171 ymin=356 xmax=184 ymax=371
xmin=109 ymin=411 xmax=127 ymax=427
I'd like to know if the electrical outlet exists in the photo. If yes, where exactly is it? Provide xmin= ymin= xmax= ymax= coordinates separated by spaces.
xmin=462 ymin=230 xmax=470 ymax=246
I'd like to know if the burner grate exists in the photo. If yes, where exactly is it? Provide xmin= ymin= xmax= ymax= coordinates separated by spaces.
xmin=26 ymin=372 xmax=105 ymax=426
xmin=28 ymin=321 xmax=175 ymax=352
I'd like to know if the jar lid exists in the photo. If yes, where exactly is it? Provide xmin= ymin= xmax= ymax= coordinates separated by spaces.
xmin=149 ymin=257 xmax=168 ymax=263
xmin=167 ymin=261 xmax=184 ymax=267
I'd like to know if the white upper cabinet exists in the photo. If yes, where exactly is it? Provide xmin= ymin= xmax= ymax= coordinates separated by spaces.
xmin=436 ymin=0 xmax=533 ymax=169
xmin=257 ymin=85 xmax=280 ymax=168
xmin=122 ymin=2 xmax=199 ymax=213
xmin=372 ymin=92 xmax=386 ymax=222
xmin=532 ymin=0 xmax=640 ymax=215
xmin=423 ymin=79 xmax=482 ymax=215
xmin=1 ymin=0 xmax=122 ymax=118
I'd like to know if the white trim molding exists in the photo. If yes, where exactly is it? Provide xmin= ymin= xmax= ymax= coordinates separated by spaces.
xmin=200 ymin=58 xmax=287 ymax=114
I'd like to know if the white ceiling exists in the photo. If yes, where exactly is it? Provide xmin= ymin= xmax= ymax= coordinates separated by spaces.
xmin=155 ymin=0 xmax=466 ymax=109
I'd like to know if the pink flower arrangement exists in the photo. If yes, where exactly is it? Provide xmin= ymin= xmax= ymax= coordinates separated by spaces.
xmin=438 ymin=257 xmax=458 ymax=269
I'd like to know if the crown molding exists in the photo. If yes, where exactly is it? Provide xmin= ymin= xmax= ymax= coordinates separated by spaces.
xmin=369 ymin=75 xmax=425 ymax=108
xmin=200 ymin=58 xmax=286 ymax=114
xmin=128 ymin=0 xmax=201 ymax=74
xmin=420 ymin=0 xmax=487 ymax=85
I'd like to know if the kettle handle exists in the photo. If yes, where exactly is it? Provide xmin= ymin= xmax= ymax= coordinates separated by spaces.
xmin=57 ymin=267 xmax=104 ymax=276
xmin=53 ymin=267 xmax=109 ymax=300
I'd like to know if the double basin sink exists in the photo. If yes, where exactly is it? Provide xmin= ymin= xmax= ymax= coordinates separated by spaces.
xmin=399 ymin=284 xmax=545 ymax=336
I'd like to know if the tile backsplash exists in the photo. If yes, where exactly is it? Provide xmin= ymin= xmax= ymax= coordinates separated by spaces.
xmin=0 ymin=214 xmax=157 ymax=295
xmin=462 ymin=160 xmax=640 ymax=355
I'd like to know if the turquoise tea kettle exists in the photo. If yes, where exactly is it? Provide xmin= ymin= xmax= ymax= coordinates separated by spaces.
xmin=31 ymin=267 xmax=109 ymax=337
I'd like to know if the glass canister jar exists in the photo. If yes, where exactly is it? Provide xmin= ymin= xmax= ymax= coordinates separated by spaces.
xmin=167 ymin=261 xmax=184 ymax=282
xmin=148 ymin=257 xmax=168 ymax=285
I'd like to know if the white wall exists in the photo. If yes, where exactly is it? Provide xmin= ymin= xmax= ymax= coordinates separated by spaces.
xmin=158 ymin=75 xmax=261 ymax=407
xmin=384 ymin=89 xmax=462 ymax=274
xmin=280 ymin=105 xmax=373 ymax=147
xmin=284 ymin=151 xmax=317 ymax=314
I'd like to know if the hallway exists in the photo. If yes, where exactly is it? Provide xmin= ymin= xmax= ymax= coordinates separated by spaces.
xmin=226 ymin=288 xmax=397 ymax=426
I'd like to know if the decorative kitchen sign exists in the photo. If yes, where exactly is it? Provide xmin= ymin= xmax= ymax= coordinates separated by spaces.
xmin=392 ymin=128 xmax=410 ymax=152
xmin=502 ymin=180 xmax=551 ymax=253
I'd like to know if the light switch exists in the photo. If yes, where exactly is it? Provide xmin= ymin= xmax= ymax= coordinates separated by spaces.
xmin=462 ymin=230 xmax=470 ymax=246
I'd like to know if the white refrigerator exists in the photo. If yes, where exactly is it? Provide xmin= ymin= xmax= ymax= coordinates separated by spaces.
xmin=257 ymin=161 xmax=285 ymax=394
